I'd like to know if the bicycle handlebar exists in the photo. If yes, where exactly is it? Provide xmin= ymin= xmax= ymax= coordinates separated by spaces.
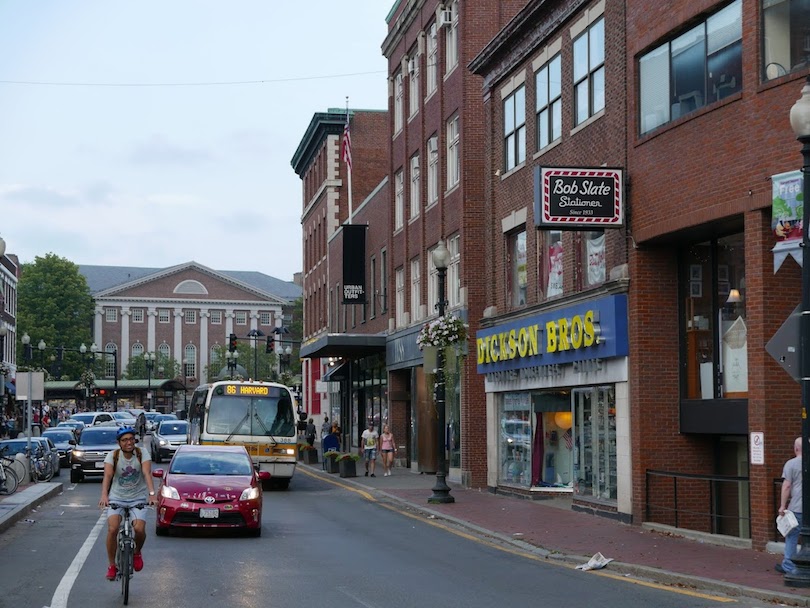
xmin=109 ymin=503 xmax=148 ymax=510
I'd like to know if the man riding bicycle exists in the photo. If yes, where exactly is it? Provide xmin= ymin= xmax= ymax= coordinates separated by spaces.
xmin=99 ymin=426 xmax=157 ymax=580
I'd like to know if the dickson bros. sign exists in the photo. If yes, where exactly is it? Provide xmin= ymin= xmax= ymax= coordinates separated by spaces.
xmin=534 ymin=166 xmax=624 ymax=228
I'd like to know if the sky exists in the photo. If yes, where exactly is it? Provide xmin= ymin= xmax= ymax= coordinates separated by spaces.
xmin=0 ymin=1 xmax=390 ymax=283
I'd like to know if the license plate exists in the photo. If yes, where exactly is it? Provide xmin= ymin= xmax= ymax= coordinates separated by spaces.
xmin=199 ymin=508 xmax=219 ymax=519
xmin=94 ymin=462 xmax=105 ymax=469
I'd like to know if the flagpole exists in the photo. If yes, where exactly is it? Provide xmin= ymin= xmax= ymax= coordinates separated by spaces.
xmin=346 ymin=96 xmax=353 ymax=225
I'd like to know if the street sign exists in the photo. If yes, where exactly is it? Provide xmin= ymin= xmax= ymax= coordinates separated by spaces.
xmin=15 ymin=372 xmax=45 ymax=401
xmin=766 ymin=304 xmax=800 ymax=382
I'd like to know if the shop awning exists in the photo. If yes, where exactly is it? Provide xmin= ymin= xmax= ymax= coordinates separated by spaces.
xmin=300 ymin=333 xmax=386 ymax=360
xmin=321 ymin=361 xmax=349 ymax=382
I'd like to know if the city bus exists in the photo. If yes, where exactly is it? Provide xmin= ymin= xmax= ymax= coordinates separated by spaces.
xmin=186 ymin=380 xmax=298 ymax=489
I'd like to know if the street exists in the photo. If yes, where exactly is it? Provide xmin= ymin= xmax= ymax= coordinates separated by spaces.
xmin=0 ymin=466 xmax=771 ymax=608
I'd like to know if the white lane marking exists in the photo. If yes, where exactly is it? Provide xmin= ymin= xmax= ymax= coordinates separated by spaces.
xmin=337 ymin=587 xmax=379 ymax=608
xmin=46 ymin=511 xmax=106 ymax=608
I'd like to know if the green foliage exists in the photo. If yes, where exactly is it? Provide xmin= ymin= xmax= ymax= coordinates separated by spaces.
xmin=124 ymin=353 xmax=181 ymax=380
xmin=17 ymin=254 xmax=94 ymax=379
xmin=335 ymin=452 xmax=360 ymax=462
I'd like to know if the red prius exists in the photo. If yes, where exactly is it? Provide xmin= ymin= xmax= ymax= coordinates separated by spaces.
xmin=152 ymin=445 xmax=270 ymax=537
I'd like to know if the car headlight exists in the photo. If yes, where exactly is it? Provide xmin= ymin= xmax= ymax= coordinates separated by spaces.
xmin=160 ymin=485 xmax=180 ymax=500
xmin=159 ymin=439 xmax=167 ymax=446
xmin=239 ymin=487 xmax=260 ymax=501
xmin=72 ymin=450 xmax=84 ymax=458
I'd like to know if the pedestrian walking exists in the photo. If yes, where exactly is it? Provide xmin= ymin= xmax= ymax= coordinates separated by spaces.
xmin=361 ymin=423 xmax=378 ymax=477
xmin=777 ymin=436 xmax=803 ymax=575
xmin=305 ymin=418 xmax=317 ymax=447
xmin=321 ymin=416 xmax=330 ymax=439
xmin=380 ymin=424 xmax=396 ymax=476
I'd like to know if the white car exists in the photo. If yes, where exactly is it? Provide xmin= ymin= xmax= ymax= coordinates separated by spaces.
xmin=150 ymin=420 xmax=189 ymax=463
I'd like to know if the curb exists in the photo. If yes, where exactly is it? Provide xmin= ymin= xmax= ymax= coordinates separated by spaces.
xmin=0 ymin=482 xmax=63 ymax=534
xmin=302 ymin=464 xmax=810 ymax=607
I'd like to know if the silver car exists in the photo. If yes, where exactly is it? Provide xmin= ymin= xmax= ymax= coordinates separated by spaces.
xmin=150 ymin=420 xmax=189 ymax=463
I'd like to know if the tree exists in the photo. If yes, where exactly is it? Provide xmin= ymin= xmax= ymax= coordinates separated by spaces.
xmin=17 ymin=254 xmax=95 ymax=379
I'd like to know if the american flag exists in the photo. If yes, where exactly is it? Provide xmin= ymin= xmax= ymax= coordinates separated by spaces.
xmin=341 ymin=112 xmax=352 ymax=171
xmin=563 ymin=429 xmax=573 ymax=450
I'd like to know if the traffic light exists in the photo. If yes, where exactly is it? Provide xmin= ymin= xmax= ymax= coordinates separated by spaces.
xmin=266 ymin=336 xmax=274 ymax=354
xmin=228 ymin=333 xmax=238 ymax=352
xmin=98 ymin=389 xmax=107 ymax=398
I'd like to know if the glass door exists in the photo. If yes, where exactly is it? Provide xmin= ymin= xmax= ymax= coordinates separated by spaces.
xmin=573 ymin=386 xmax=617 ymax=500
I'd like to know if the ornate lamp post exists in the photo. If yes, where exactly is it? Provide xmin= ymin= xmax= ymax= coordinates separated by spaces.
xmin=428 ymin=240 xmax=454 ymax=504
xmin=786 ymin=76 xmax=810 ymax=587
xmin=247 ymin=329 xmax=265 ymax=380
xmin=144 ymin=352 xmax=156 ymax=411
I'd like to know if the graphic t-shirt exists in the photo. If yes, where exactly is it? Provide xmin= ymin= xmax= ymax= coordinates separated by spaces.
xmin=361 ymin=429 xmax=379 ymax=450
xmin=104 ymin=448 xmax=152 ymax=502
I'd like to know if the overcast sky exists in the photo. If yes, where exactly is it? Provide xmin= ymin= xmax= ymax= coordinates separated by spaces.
xmin=0 ymin=1 xmax=389 ymax=282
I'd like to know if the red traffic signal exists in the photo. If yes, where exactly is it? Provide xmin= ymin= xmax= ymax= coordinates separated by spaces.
xmin=228 ymin=333 xmax=238 ymax=352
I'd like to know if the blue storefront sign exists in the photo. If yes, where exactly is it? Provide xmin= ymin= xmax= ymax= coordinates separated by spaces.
xmin=476 ymin=294 xmax=628 ymax=374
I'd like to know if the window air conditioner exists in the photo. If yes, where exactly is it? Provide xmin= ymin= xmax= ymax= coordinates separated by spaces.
xmin=439 ymin=9 xmax=453 ymax=27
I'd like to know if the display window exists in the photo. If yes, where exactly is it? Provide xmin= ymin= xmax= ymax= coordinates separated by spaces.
xmin=573 ymin=386 xmax=616 ymax=500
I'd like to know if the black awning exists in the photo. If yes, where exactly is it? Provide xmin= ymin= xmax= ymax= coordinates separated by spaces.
xmin=321 ymin=361 xmax=349 ymax=382
xmin=300 ymin=333 xmax=386 ymax=360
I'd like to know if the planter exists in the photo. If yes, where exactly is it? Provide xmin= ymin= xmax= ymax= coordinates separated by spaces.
xmin=303 ymin=449 xmax=318 ymax=465
xmin=297 ymin=446 xmax=306 ymax=461
xmin=338 ymin=459 xmax=357 ymax=478
xmin=325 ymin=455 xmax=340 ymax=473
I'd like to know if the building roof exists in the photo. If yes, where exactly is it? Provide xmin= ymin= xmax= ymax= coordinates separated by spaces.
xmin=79 ymin=263 xmax=302 ymax=303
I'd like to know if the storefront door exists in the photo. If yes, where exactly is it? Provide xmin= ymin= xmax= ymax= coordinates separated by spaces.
xmin=573 ymin=387 xmax=617 ymax=500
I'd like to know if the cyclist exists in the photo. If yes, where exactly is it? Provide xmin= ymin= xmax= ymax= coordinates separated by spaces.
xmin=98 ymin=426 xmax=158 ymax=581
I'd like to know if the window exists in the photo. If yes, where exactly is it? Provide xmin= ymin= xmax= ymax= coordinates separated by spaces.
xmin=639 ymin=0 xmax=741 ymax=134
xmin=158 ymin=309 xmax=170 ymax=324
xmin=235 ymin=311 xmax=247 ymax=325
xmin=498 ymin=392 xmax=533 ymax=487
xmin=158 ymin=343 xmax=170 ymax=360
xmin=184 ymin=344 xmax=196 ymax=379
xmin=210 ymin=310 xmax=222 ymax=325
xmin=260 ymin=312 xmax=271 ymax=325
xmin=395 ymin=170 xmax=404 ymax=230
xmin=105 ymin=308 xmax=118 ymax=323
xmin=446 ymin=115 xmax=460 ymax=189
xmin=426 ymin=23 xmax=438 ymax=96
xmin=185 ymin=310 xmax=197 ymax=325
xmin=104 ymin=343 xmax=117 ymax=378
xmin=445 ymin=1 xmax=459 ymax=73
xmin=503 ymin=85 xmax=526 ymax=171
xmin=682 ymin=233 xmax=747 ymax=400
xmin=581 ymin=231 xmax=606 ymax=287
xmin=574 ymin=387 xmax=617 ymax=500
xmin=410 ymin=257 xmax=421 ymax=322
xmin=370 ymin=256 xmax=377 ymax=318
xmin=508 ymin=230 xmax=528 ymax=306
xmin=132 ymin=308 xmax=144 ymax=323
xmin=427 ymin=135 xmax=439 ymax=206
xmin=448 ymin=234 xmax=461 ymax=308
xmin=381 ymin=249 xmax=388 ymax=312
xmin=394 ymin=71 xmax=404 ymax=134
xmin=409 ymin=52 xmax=420 ymax=116
xmin=131 ymin=343 xmax=144 ymax=358
xmin=540 ymin=230 xmax=563 ymax=299
xmin=762 ymin=0 xmax=810 ymax=80
xmin=573 ymin=17 xmax=605 ymax=125
xmin=536 ymin=54 xmax=562 ymax=150
xmin=410 ymin=154 xmax=420 ymax=219
xmin=395 ymin=267 xmax=405 ymax=328
xmin=210 ymin=347 xmax=220 ymax=368
xmin=428 ymin=246 xmax=439 ymax=316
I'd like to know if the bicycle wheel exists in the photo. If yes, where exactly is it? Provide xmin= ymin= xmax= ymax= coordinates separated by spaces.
xmin=120 ymin=541 xmax=132 ymax=605
xmin=0 ymin=466 xmax=18 ymax=495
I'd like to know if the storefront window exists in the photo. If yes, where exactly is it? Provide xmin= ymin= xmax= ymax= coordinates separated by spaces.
xmin=539 ymin=230 xmax=563 ymax=299
xmin=446 ymin=350 xmax=462 ymax=469
xmin=499 ymin=393 xmax=532 ymax=486
xmin=573 ymin=387 xmax=616 ymax=500
xmin=683 ymin=233 xmax=746 ymax=399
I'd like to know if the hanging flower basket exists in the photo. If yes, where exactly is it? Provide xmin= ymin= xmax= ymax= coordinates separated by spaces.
xmin=0 ymin=362 xmax=9 ymax=378
xmin=416 ymin=314 xmax=467 ymax=351
xmin=78 ymin=369 xmax=96 ymax=389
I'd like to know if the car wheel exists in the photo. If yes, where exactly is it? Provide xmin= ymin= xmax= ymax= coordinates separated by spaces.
xmin=154 ymin=451 xmax=162 ymax=464
xmin=248 ymin=527 xmax=262 ymax=538
xmin=155 ymin=525 xmax=168 ymax=537
xmin=53 ymin=464 xmax=61 ymax=477
xmin=70 ymin=469 xmax=82 ymax=484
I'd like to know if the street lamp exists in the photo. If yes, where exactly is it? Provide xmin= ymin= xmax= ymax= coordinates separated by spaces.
xmin=90 ymin=342 xmax=118 ymax=408
xmin=247 ymin=329 xmax=265 ymax=381
xmin=225 ymin=350 xmax=239 ymax=380
xmin=428 ymin=239 xmax=454 ymax=504
xmin=786 ymin=76 xmax=810 ymax=588
xmin=144 ymin=352 xmax=156 ymax=411
xmin=20 ymin=333 xmax=34 ymax=472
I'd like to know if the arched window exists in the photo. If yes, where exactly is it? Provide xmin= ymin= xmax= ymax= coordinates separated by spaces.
xmin=158 ymin=343 xmax=171 ymax=362
xmin=131 ymin=343 xmax=144 ymax=358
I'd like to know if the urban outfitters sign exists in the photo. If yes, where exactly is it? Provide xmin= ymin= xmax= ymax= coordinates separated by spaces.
xmin=534 ymin=166 xmax=624 ymax=228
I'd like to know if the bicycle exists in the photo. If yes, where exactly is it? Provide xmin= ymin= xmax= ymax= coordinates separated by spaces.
xmin=109 ymin=502 xmax=146 ymax=605
xmin=0 ymin=447 xmax=19 ymax=495
xmin=26 ymin=446 xmax=54 ymax=482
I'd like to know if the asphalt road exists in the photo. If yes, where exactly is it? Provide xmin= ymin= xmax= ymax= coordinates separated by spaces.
xmin=0 ymin=465 xmax=772 ymax=608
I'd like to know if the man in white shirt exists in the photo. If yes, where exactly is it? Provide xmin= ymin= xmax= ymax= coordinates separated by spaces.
xmin=361 ymin=424 xmax=379 ymax=477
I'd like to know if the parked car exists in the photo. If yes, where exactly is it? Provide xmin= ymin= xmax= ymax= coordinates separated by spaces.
xmin=70 ymin=412 xmax=115 ymax=428
xmin=0 ymin=437 xmax=61 ymax=477
xmin=42 ymin=429 xmax=77 ymax=467
xmin=152 ymin=445 xmax=268 ymax=536
xmin=150 ymin=420 xmax=189 ymax=463
xmin=69 ymin=426 xmax=121 ymax=483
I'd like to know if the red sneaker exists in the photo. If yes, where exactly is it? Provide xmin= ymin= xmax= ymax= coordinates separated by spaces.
xmin=106 ymin=565 xmax=117 ymax=580
xmin=133 ymin=553 xmax=143 ymax=572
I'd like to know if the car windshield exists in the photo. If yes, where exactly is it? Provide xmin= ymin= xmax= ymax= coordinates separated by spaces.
xmin=170 ymin=451 xmax=253 ymax=476
xmin=78 ymin=429 xmax=119 ymax=445
xmin=71 ymin=414 xmax=95 ymax=424
xmin=156 ymin=415 xmax=177 ymax=422
xmin=43 ymin=432 xmax=74 ymax=442
xmin=158 ymin=422 xmax=188 ymax=435
xmin=112 ymin=413 xmax=134 ymax=420
xmin=0 ymin=441 xmax=32 ymax=455
xmin=206 ymin=391 xmax=295 ymax=437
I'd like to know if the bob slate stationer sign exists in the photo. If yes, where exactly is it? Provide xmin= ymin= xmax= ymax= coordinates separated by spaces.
xmin=534 ymin=166 xmax=624 ymax=229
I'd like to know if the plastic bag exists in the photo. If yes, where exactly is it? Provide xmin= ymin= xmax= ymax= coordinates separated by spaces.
xmin=777 ymin=510 xmax=799 ymax=537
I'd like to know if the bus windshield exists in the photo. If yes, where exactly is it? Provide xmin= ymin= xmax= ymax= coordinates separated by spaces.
xmin=207 ymin=393 xmax=295 ymax=438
